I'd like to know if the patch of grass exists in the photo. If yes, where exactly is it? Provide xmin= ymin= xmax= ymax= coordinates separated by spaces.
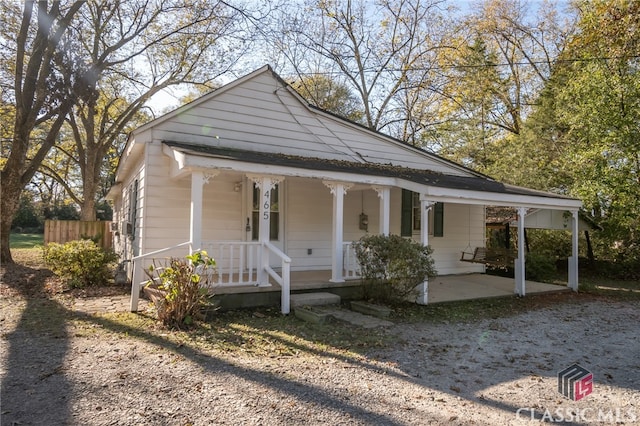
xmin=14 ymin=299 xmax=70 ymax=337
xmin=10 ymin=233 xmax=44 ymax=249
xmin=578 ymin=276 xmax=640 ymax=299
xmin=66 ymin=306 xmax=391 ymax=360
xmin=177 ymin=308 xmax=391 ymax=358
xmin=72 ymin=311 xmax=160 ymax=339
xmin=389 ymin=292 xmax=586 ymax=324
xmin=10 ymin=247 xmax=46 ymax=268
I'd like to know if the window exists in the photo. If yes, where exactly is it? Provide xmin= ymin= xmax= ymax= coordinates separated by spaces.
xmin=252 ymin=183 xmax=279 ymax=240
xmin=401 ymin=189 xmax=443 ymax=237
xmin=128 ymin=179 xmax=139 ymax=240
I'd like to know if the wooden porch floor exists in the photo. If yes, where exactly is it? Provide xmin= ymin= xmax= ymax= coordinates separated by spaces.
xmin=211 ymin=271 xmax=569 ymax=303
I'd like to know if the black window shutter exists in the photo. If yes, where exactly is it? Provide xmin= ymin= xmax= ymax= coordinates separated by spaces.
xmin=434 ymin=202 xmax=444 ymax=237
xmin=401 ymin=189 xmax=413 ymax=237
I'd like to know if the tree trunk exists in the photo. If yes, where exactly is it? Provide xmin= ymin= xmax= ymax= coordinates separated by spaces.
xmin=80 ymin=168 xmax=98 ymax=221
xmin=80 ymin=198 xmax=97 ymax=221
xmin=0 ymin=174 xmax=23 ymax=264
xmin=585 ymin=230 xmax=595 ymax=266
xmin=79 ymin=148 xmax=102 ymax=221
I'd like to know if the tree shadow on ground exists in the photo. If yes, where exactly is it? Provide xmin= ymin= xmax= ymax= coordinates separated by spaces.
xmin=1 ymin=263 xmax=410 ymax=424
xmin=3 ymin=266 xmax=636 ymax=424
xmin=1 ymin=263 xmax=73 ymax=425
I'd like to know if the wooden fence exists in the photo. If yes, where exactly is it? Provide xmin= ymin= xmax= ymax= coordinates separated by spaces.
xmin=44 ymin=220 xmax=113 ymax=249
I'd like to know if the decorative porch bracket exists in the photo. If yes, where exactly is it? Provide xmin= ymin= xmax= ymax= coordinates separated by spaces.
xmin=515 ymin=207 xmax=527 ymax=296
xmin=373 ymin=186 xmax=391 ymax=236
xmin=190 ymin=170 xmax=218 ymax=253
xmin=247 ymin=174 xmax=284 ymax=286
xmin=417 ymin=197 xmax=436 ymax=304
xmin=568 ymin=210 xmax=579 ymax=291
xmin=323 ymin=181 xmax=353 ymax=282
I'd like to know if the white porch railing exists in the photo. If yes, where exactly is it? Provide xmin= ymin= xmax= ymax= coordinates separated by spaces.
xmin=129 ymin=240 xmax=291 ymax=314
xmin=201 ymin=241 xmax=261 ymax=286
xmin=343 ymin=241 xmax=362 ymax=279
xmin=263 ymin=241 xmax=291 ymax=315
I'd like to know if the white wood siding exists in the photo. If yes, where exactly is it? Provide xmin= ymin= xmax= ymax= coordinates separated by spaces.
xmin=428 ymin=203 xmax=485 ymax=275
xmin=386 ymin=189 xmax=485 ymax=275
xmin=128 ymin=144 xmax=486 ymax=275
xmin=285 ymin=178 xmax=333 ymax=271
xmin=284 ymin=179 xmax=485 ymax=274
xmin=142 ymin=144 xmax=247 ymax=253
xmin=144 ymin=71 xmax=473 ymax=177
xmin=111 ymin=154 xmax=145 ymax=265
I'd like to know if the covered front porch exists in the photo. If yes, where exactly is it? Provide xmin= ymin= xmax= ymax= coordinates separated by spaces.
xmin=126 ymin=144 xmax=582 ymax=315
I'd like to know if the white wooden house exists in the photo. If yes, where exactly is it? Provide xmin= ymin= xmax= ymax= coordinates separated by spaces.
xmin=107 ymin=65 xmax=582 ymax=314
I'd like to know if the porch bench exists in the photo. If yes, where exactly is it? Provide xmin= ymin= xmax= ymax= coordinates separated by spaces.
xmin=460 ymin=247 xmax=516 ymax=267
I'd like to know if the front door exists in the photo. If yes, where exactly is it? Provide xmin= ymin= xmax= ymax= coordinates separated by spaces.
xmin=246 ymin=180 xmax=285 ymax=266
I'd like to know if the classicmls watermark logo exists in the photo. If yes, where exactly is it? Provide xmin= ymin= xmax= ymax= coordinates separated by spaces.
xmin=558 ymin=363 xmax=593 ymax=401
xmin=516 ymin=364 xmax=636 ymax=422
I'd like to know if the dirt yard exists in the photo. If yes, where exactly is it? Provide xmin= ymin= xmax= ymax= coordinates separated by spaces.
xmin=1 ymin=256 xmax=638 ymax=425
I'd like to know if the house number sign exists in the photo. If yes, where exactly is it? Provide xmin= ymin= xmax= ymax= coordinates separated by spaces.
xmin=263 ymin=190 xmax=270 ymax=220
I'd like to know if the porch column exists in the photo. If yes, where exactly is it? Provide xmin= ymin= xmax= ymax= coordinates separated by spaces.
xmin=417 ymin=198 xmax=435 ymax=304
xmin=515 ymin=207 xmax=527 ymax=296
xmin=568 ymin=210 xmax=579 ymax=291
xmin=248 ymin=174 xmax=283 ymax=286
xmin=373 ymin=186 xmax=391 ymax=235
xmin=189 ymin=171 xmax=218 ymax=252
xmin=324 ymin=181 xmax=353 ymax=283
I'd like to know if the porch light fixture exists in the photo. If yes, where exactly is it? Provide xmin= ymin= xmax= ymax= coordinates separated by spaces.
xmin=359 ymin=212 xmax=369 ymax=231
xmin=234 ymin=182 xmax=242 ymax=192
xmin=359 ymin=191 xmax=368 ymax=231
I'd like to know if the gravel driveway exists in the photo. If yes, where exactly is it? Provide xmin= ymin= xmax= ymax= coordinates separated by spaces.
xmin=1 ymin=265 xmax=638 ymax=425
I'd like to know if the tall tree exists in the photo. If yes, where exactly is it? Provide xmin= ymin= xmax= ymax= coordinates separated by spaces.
xmin=428 ymin=0 xmax=574 ymax=167
xmin=0 ymin=0 xmax=85 ymax=263
xmin=554 ymin=0 xmax=640 ymax=248
xmin=1 ymin=0 xmax=260 ymax=261
xmin=55 ymin=0 xmax=256 ymax=221
xmin=290 ymin=73 xmax=364 ymax=123
xmin=267 ymin=0 xmax=455 ymax=141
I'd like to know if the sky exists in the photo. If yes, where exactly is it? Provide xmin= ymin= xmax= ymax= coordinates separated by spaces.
xmin=145 ymin=0 xmax=572 ymax=115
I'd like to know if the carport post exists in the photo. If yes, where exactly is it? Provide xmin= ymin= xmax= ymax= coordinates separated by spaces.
xmin=568 ymin=210 xmax=579 ymax=291
xmin=515 ymin=207 xmax=527 ymax=296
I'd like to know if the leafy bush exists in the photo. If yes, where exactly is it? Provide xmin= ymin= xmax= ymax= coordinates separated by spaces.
xmin=12 ymin=194 xmax=43 ymax=231
xmin=44 ymin=239 xmax=118 ymax=287
xmin=353 ymin=234 xmax=437 ymax=303
xmin=146 ymin=251 xmax=216 ymax=329
xmin=525 ymin=252 xmax=557 ymax=282
xmin=526 ymin=229 xmax=572 ymax=258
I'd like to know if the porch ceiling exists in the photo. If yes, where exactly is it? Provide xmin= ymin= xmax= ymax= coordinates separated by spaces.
xmin=163 ymin=141 xmax=581 ymax=210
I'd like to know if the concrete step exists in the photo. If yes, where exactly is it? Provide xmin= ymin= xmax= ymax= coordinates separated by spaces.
xmin=294 ymin=305 xmax=394 ymax=328
xmin=350 ymin=300 xmax=391 ymax=319
xmin=322 ymin=307 xmax=394 ymax=329
xmin=290 ymin=292 xmax=341 ymax=308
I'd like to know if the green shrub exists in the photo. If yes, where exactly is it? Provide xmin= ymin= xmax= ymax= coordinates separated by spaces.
xmin=146 ymin=250 xmax=216 ymax=329
xmin=525 ymin=252 xmax=557 ymax=282
xmin=353 ymin=234 xmax=437 ymax=303
xmin=44 ymin=239 xmax=118 ymax=287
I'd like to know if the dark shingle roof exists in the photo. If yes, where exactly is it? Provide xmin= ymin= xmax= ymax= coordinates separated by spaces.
xmin=164 ymin=141 xmax=576 ymax=201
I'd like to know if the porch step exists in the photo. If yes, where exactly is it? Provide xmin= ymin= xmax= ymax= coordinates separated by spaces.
xmin=290 ymin=292 xmax=341 ymax=308
xmin=322 ymin=307 xmax=394 ymax=329
xmin=294 ymin=306 xmax=394 ymax=329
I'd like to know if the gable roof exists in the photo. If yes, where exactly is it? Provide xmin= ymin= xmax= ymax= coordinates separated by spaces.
xmin=127 ymin=65 xmax=482 ymax=178
xmin=115 ymin=65 xmax=581 ymax=210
